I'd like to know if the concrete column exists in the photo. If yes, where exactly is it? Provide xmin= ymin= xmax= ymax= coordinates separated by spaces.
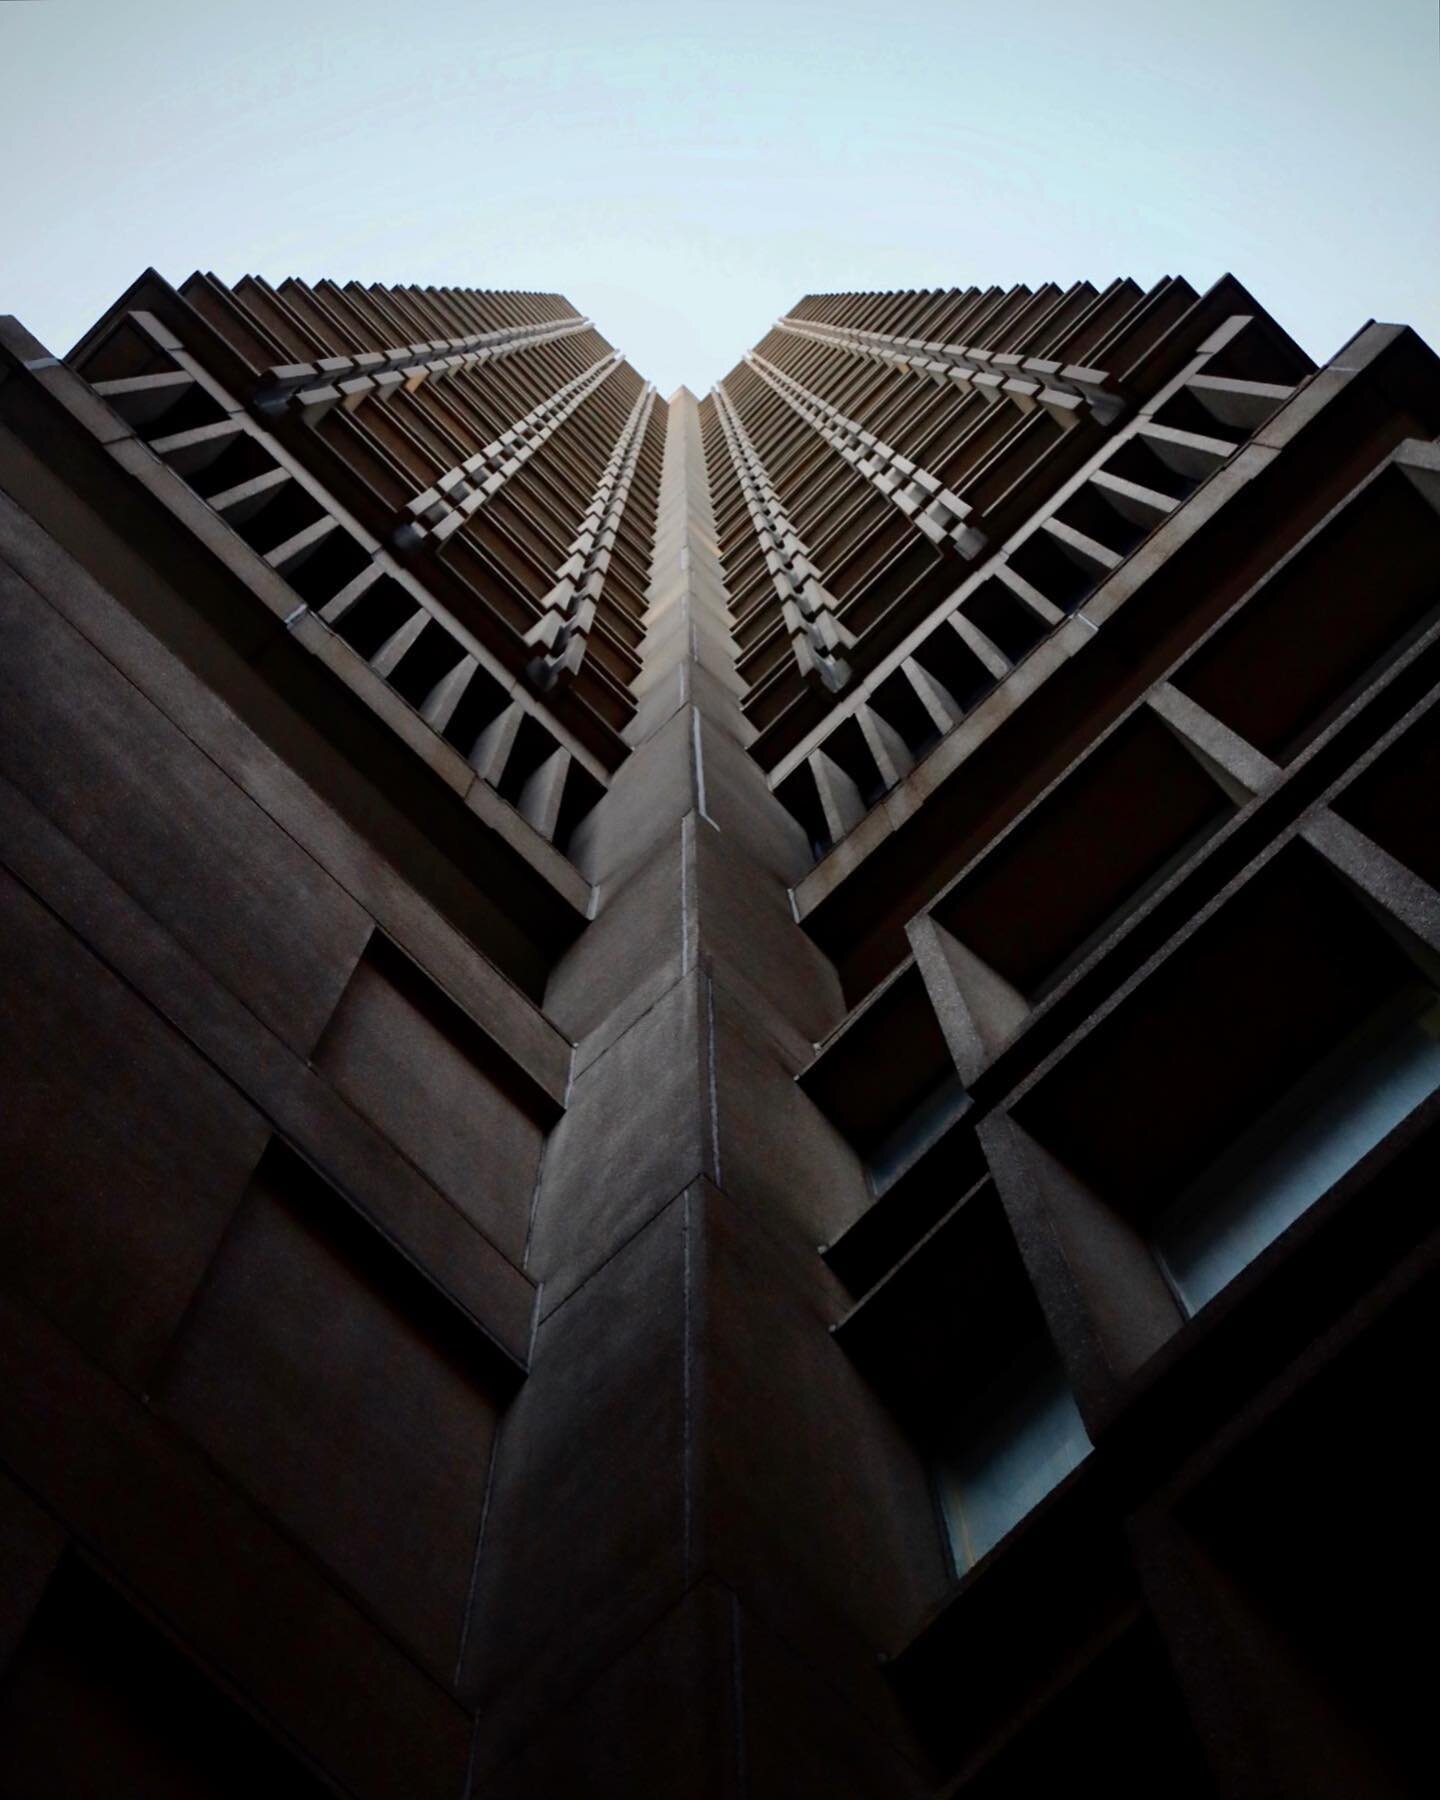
xmin=461 ymin=391 xmax=947 ymax=1795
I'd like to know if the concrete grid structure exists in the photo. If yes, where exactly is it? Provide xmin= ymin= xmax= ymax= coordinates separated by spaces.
xmin=0 ymin=267 xmax=1437 ymax=1797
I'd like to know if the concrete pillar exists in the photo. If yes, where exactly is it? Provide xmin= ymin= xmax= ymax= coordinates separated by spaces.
xmin=460 ymin=391 xmax=947 ymax=1794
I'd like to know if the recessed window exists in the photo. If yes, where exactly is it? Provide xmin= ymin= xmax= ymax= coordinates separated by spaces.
xmin=1173 ymin=463 xmax=1440 ymax=761
xmin=800 ymin=961 xmax=961 ymax=1191
xmin=1332 ymin=701 xmax=1440 ymax=892
xmin=1010 ymin=844 xmax=1439 ymax=1373
xmin=832 ymin=1175 xmax=1088 ymax=1578
xmin=931 ymin=709 xmax=1232 ymax=1001
xmin=936 ymin=1349 xmax=1090 ymax=1573
xmin=1156 ymin=991 xmax=1440 ymax=1315
xmin=867 ymin=1070 xmax=970 ymax=1194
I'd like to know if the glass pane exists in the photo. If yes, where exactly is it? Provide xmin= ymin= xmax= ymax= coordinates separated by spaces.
xmin=1156 ymin=993 xmax=1440 ymax=1316
xmin=937 ymin=1358 xmax=1090 ymax=1573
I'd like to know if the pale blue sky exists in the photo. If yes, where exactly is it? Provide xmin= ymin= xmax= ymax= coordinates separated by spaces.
xmin=0 ymin=0 xmax=1435 ymax=394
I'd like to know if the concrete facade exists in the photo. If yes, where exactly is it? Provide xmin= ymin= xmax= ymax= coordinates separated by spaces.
xmin=1 ymin=271 xmax=1438 ymax=1795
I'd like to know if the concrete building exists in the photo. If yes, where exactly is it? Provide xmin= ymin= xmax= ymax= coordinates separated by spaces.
xmin=1 ymin=269 xmax=1437 ymax=1796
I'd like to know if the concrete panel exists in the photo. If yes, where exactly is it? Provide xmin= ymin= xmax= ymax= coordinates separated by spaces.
xmin=314 ymin=943 xmax=544 ymax=1261
xmin=694 ymin=817 xmax=846 ymax=1046
xmin=0 ymin=770 xmax=535 ymax=1366
xmin=712 ymin=976 xmax=872 ymax=1251
xmin=0 ymin=1467 xmax=66 ymax=1672
xmin=696 ymin=708 xmax=815 ymax=883
xmin=464 ymin=1193 xmax=692 ymax=1767
xmin=0 ymin=481 xmax=577 ymax=1069
xmin=155 ymin=1149 xmax=499 ymax=1675
xmin=0 ymin=564 xmax=371 ymax=1057
xmin=0 ymin=1287 xmax=472 ymax=1800
xmin=568 ymin=703 xmax=696 ymax=886
xmin=544 ymin=824 xmax=688 ymax=1054
xmin=0 ymin=868 xmax=268 ymax=1388
xmin=693 ymin=1180 xmax=949 ymax=1692
xmin=0 ymin=1559 xmax=332 ymax=1799
xmin=738 ymin=1600 xmax=932 ymax=1798
xmin=528 ymin=973 xmax=710 ymax=1301
xmin=477 ymin=1581 xmax=738 ymax=1799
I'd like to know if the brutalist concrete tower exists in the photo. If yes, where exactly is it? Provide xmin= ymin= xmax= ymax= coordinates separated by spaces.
xmin=1 ymin=270 xmax=1439 ymax=1797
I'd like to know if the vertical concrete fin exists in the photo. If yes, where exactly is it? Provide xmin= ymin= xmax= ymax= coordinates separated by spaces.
xmin=628 ymin=386 xmax=746 ymax=752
